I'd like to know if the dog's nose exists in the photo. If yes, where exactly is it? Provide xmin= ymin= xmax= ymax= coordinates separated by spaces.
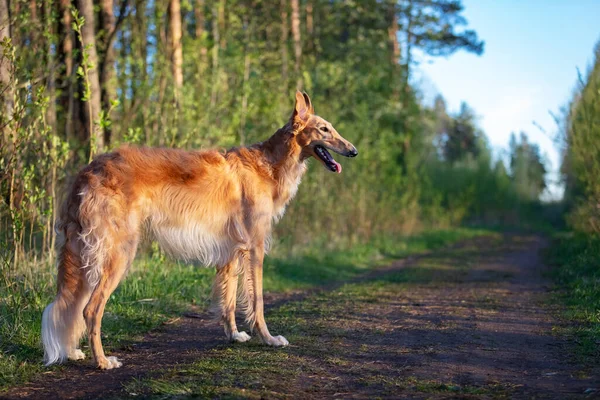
xmin=347 ymin=147 xmax=358 ymax=157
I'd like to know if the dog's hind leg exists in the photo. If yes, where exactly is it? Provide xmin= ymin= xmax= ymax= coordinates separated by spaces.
xmin=83 ymin=237 xmax=138 ymax=370
xmin=213 ymin=258 xmax=251 ymax=343
xmin=42 ymin=225 xmax=92 ymax=365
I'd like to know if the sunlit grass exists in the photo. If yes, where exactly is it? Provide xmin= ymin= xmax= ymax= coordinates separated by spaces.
xmin=545 ymin=233 xmax=600 ymax=363
xmin=0 ymin=227 xmax=493 ymax=391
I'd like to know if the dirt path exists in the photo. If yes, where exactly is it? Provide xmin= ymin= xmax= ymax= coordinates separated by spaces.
xmin=3 ymin=234 xmax=599 ymax=399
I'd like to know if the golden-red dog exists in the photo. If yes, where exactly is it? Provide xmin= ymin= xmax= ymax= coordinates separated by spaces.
xmin=42 ymin=91 xmax=357 ymax=369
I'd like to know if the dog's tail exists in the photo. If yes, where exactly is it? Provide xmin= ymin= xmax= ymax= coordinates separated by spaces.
xmin=42 ymin=223 xmax=91 ymax=366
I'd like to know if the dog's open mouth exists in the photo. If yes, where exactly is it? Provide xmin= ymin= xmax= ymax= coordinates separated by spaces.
xmin=314 ymin=145 xmax=342 ymax=174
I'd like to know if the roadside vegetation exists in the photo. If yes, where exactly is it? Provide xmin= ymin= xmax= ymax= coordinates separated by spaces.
xmin=546 ymin=40 xmax=600 ymax=362
xmin=546 ymin=234 xmax=600 ymax=363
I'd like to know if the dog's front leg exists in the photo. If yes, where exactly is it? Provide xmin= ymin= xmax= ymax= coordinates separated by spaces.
xmin=244 ymin=245 xmax=289 ymax=347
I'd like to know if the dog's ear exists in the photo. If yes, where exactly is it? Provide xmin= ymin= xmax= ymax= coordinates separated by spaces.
xmin=302 ymin=92 xmax=314 ymax=115
xmin=291 ymin=90 xmax=312 ymax=125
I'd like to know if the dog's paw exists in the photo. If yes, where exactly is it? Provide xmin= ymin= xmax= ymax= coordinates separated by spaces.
xmin=231 ymin=331 xmax=251 ymax=343
xmin=265 ymin=335 xmax=289 ymax=347
xmin=67 ymin=349 xmax=86 ymax=361
xmin=97 ymin=356 xmax=122 ymax=370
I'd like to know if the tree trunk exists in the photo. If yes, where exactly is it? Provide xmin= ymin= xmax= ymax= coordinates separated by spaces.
xmin=169 ymin=0 xmax=183 ymax=103
xmin=404 ymin=0 xmax=413 ymax=87
xmin=387 ymin=1 xmax=401 ymax=101
xmin=58 ymin=0 xmax=74 ymax=139
xmin=217 ymin=0 xmax=225 ymax=49
xmin=306 ymin=0 xmax=313 ymax=52
xmin=195 ymin=0 xmax=204 ymax=39
xmin=280 ymin=0 xmax=288 ymax=94
xmin=239 ymin=13 xmax=252 ymax=146
xmin=43 ymin=0 xmax=56 ymax=133
xmin=387 ymin=2 xmax=400 ymax=65
xmin=0 ymin=0 xmax=13 ymax=128
xmin=99 ymin=0 xmax=116 ymax=146
xmin=290 ymin=0 xmax=302 ymax=89
xmin=77 ymin=0 xmax=105 ymax=154
xmin=210 ymin=1 xmax=221 ymax=107
xmin=28 ymin=0 xmax=38 ymax=53
xmin=131 ymin=0 xmax=148 ymax=106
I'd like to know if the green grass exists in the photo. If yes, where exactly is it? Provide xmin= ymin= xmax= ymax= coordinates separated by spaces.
xmin=0 ymin=227 xmax=493 ymax=391
xmin=545 ymin=233 xmax=600 ymax=363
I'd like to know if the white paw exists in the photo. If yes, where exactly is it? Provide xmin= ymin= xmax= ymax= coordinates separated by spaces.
xmin=231 ymin=331 xmax=251 ymax=343
xmin=67 ymin=349 xmax=86 ymax=361
xmin=266 ymin=335 xmax=289 ymax=347
xmin=103 ymin=356 xmax=122 ymax=370
xmin=107 ymin=356 xmax=122 ymax=369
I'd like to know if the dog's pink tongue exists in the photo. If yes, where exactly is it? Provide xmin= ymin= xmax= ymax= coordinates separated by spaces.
xmin=334 ymin=161 xmax=342 ymax=174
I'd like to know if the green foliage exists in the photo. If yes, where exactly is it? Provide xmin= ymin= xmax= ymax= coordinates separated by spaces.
xmin=546 ymin=233 xmax=600 ymax=362
xmin=509 ymin=132 xmax=547 ymax=202
xmin=562 ymin=41 xmax=600 ymax=232
xmin=439 ymin=101 xmax=482 ymax=163
xmin=400 ymin=0 xmax=485 ymax=58
xmin=421 ymin=97 xmax=549 ymax=230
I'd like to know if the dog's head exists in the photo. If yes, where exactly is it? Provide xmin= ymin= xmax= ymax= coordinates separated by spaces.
xmin=291 ymin=91 xmax=357 ymax=173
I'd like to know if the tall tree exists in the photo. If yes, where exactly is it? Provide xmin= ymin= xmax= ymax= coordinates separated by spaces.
xmin=280 ymin=0 xmax=288 ymax=93
xmin=306 ymin=0 xmax=313 ymax=52
xmin=169 ymin=0 xmax=183 ymax=102
xmin=510 ymin=132 xmax=547 ymax=201
xmin=387 ymin=1 xmax=400 ymax=66
xmin=43 ymin=0 xmax=56 ymax=132
xmin=290 ymin=0 xmax=302 ymax=89
xmin=400 ymin=0 xmax=484 ymax=83
xmin=194 ymin=0 xmax=204 ymax=39
xmin=195 ymin=0 xmax=207 ymax=65
xmin=98 ymin=0 xmax=118 ymax=145
xmin=443 ymin=102 xmax=480 ymax=163
xmin=58 ymin=0 xmax=74 ymax=139
xmin=77 ymin=0 xmax=105 ymax=153
xmin=0 ymin=0 xmax=12 ymax=128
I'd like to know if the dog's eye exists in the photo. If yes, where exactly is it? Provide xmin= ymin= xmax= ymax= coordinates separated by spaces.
xmin=320 ymin=126 xmax=329 ymax=133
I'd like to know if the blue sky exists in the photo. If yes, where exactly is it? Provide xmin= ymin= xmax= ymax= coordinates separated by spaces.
xmin=412 ymin=0 xmax=600 ymax=200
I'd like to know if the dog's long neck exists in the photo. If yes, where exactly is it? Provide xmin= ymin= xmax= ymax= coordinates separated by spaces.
xmin=258 ymin=123 xmax=307 ymax=214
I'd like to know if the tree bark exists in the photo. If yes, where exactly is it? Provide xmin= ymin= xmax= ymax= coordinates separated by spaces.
xmin=404 ymin=0 xmax=414 ymax=87
xmin=210 ymin=2 xmax=221 ymax=107
xmin=387 ymin=1 xmax=401 ymax=101
xmin=387 ymin=2 xmax=400 ymax=65
xmin=306 ymin=0 xmax=313 ymax=52
xmin=290 ymin=0 xmax=302 ymax=89
xmin=43 ymin=0 xmax=56 ymax=133
xmin=280 ymin=0 xmax=288 ymax=94
xmin=195 ymin=0 xmax=204 ymax=39
xmin=217 ymin=0 xmax=225 ymax=49
xmin=99 ymin=0 xmax=116 ymax=145
xmin=58 ymin=0 xmax=74 ymax=139
xmin=0 ymin=0 xmax=13 ymax=128
xmin=169 ymin=0 xmax=183 ymax=103
xmin=77 ymin=0 xmax=105 ymax=154
xmin=239 ymin=14 xmax=251 ymax=146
